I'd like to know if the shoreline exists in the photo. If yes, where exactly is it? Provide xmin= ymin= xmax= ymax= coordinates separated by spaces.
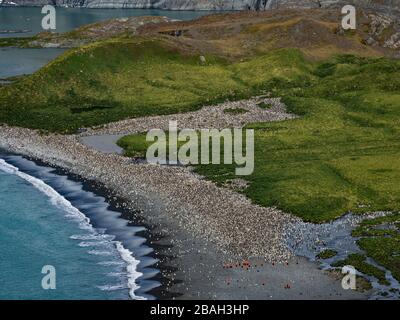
xmin=27 ymin=155 xmax=182 ymax=299
xmin=0 ymin=150 xmax=172 ymax=299
xmin=0 ymin=122 xmax=370 ymax=299
xmin=0 ymin=97 xmax=297 ymax=261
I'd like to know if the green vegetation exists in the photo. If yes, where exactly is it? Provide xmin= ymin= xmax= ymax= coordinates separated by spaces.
xmin=1 ymin=8 xmax=399 ymax=291
xmin=327 ymin=269 xmax=372 ymax=292
xmin=117 ymin=129 xmax=248 ymax=162
xmin=0 ymin=37 xmax=282 ymax=133
xmin=0 ymin=37 xmax=35 ymax=48
xmin=118 ymin=132 xmax=191 ymax=158
xmin=332 ymin=253 xmax=390 ymax=285
xmin=118 ymin=131 xmax=192 ymax=159
xmin=317 ymin=249 xmax=337 ymax=259
xmin=352 ymin=214 xmax=400 ymax=282
xmin=0 ymin=40 xmax=310 ymax=133
xmin=355 ymin=276 xmax=373 ymax=292
xmin=117 ymin=133 xmax=152 ymax=158
xmin=194 ymin=54 xmax=400 ymax=222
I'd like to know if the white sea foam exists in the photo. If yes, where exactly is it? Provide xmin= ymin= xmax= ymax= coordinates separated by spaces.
xmin=88 ymin=250 xmax=115 ymax=256
xmin=116 ymin=242 xmax=146 ymax=300
xmin=0 ymin=158 xmax=145 ymax=300
xmin=71 ymin=233 xmax=114 ymax=241
xmin=107 ymin=272 xmax=125 ymax=277
xmin=78 ymin=241 xmax=110 ymax=247
xmin=98 ymin=283 xmax=129 ymax=291
xmin=98 ymin=261 xmax=126 ymax=266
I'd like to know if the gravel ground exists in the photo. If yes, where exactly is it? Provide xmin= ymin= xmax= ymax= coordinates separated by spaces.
xmin=82 ymin=96 xmax=296 ymax=136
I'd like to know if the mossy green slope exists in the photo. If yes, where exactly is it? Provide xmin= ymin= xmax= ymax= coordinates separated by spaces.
xmin=0 ymin=38 xmax=240 ymax=132
xmin=195 ymin=55 xmax=400 ymax=222
xmin=118 ymin=52 xmax=400 ymax=223
xmin=0 ymin=39 xmax=310 ymax=133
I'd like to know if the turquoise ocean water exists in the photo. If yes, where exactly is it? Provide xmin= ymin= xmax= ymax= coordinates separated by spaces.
xmin=0 ymin=154 xmax=158 ymax=300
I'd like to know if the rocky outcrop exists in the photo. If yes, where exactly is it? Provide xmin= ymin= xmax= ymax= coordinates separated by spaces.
xmin=363 ymin=11 xmax=400 ymax=50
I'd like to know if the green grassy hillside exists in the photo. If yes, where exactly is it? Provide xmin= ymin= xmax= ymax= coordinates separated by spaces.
xmin=115 ymin=51 xmax=400 ymax=282
xmin=196 ymin=55 xmax=400 ymax=222
xmin=0 ymin=39 xmax=233 ymax=132
xmin=116 ymin=52 xmax=400 ymax=224
xmin=0 ymin=39 xmax=309 ymax=133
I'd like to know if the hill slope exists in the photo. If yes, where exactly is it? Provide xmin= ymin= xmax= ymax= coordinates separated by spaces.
xmin=1 ymin=9 xmax=398 ymax=132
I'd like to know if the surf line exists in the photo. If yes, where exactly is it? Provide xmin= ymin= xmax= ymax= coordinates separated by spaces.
xmin=0 ymin=158 xmax=145 ymax=300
